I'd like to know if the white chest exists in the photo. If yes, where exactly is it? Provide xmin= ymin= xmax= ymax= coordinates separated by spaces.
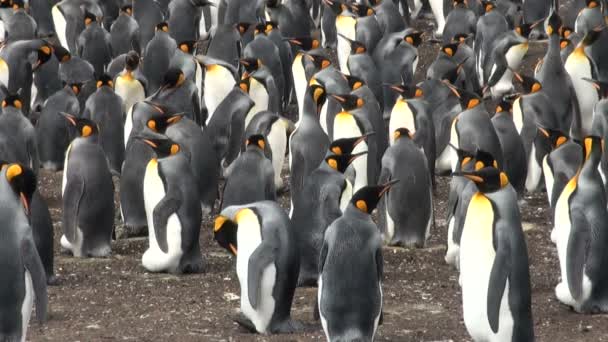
xmin=389 ymin=100 xmax=416 ymax=145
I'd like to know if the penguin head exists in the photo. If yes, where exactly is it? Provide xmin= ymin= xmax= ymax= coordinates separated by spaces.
xmin=307 ymin=83 xmax=327 ymax=115
xmin=329 ymin=133 xmax=373 ymax=155
xmin=582 ymin=77 xmax=608 ymax=99
xmin=538 ymin=127 xmax=569 ymax=150
xmin=451 ymin=146 xmax=475 ymax=172
xmin=545 ymin=10 xmax=562 ymax=36
xmin=560 ymin=38 xmax=572 ymax=51
xmin=239 ymin=58 xmax=261 ymax=78
xmin=473 ymin=149 xmax=498 ymax=171
xmin=330 ymin=93 xmax=365 ymax=111
xmin=32 ymin=43 xmax=53 ymax=70
xmin=53 ymin=45 xmax=71 ymax=63
xmin=349 ymin=3 xmax=375 ymax=17
xmin=238 ymin=75 xmax=252 ymax=93
xmin=245 ymin=134 xmax=266 ymax=151
xmin=162 ymin=68 xmax=186 ymax=88
xmin=3 ymin=163 xmax=35 ymax=215
xmin=11 ymin=0 xmax=25 ymax=10
xmin=481 ymin=0 xmax=495 ymax=13
xmin=344 ymin=37 xmax=367 ymax=55
xmin=344 ymin=74 xmax=365 ymax=91
xmin=452 ymin=0 xmax=468 ymax=8
xmin=264 ymin=22 xmax=278 ymax=34
xmin=586 ymin=0 xmax=600 ymax=8
xmin=325 ymin=151 xmax=367 ymax=173
xmin=68 ymin=82 xmax=83 ymax=95
xmin=1 ymin=92 xmax=23 ymax=110
xmin=513 ymin=72 xmax=542 ymax=94
xmin=138 ymin=134 xmax=181 ymax=159
xmin=350 ymin=180 xmax=400 ymax=214
xmin=393 ymin=127 xmax=414 ymax=141
xmin=213 ymin=215 xmax=238 ymax=255
xmin=403 ymin=31 xmax=423 ymax=47
xmin=306 ymin=52 xmax=331 ymax=70
xmin=178 ymin=41 xmax=196 ymax=54
xmin=515 ymin=23 xmax=533 ymax=39
xmin=385 ymin=84 xmax=424 ymax=99
xmin=120 ymin=4 xmax=132 ymax=15
xmin=253 ymin=23 xmax=267 ymax=36
xmin=144 ymin=109 xmax=184 ymax=134
xmin=287 ymin=37 xmax=322 ymax=51
xmin=441 ymin=43 xmax=459 ymax=57
xmin=495 ymin=99 xmax=512 ymax=114
xmin=454 ymin=166 xmax=509 ymax=193
xmin=235 ymin=22 xmax=251 ymax=35
xmin=96 ymin=73 xmax=114 ymax=89
xmin=445 ymin=83 xmax=482 ymax=110
xmin=582 ymin=136 xmax=603 ymax=162
xmin=83 ymin=10 xmax=97 ymax=26
xmin=125 ymin=51 xmax=140 ymax=71
xmin=155 ymin=22 xmax=169 ymax=32
xmin=560 ymin=26 xmax=574 ymax=39
xmin=61 ymin=113 xmax=99 ymax=138
xmin=452 ymin=33 xmax=469 ymax=44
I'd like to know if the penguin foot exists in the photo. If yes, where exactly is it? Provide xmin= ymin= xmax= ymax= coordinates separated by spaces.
xmin=178 ymin=259 xmax=207 ymax=274
xmin=234 ymin=313 xmax=258 ymax=333
xmin=46 ymin=275 xmax=60 ymax=286
xmin=271 ymin=319 xmax=305 ymax=334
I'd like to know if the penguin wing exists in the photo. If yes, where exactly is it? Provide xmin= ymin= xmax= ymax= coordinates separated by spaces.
xmin=62 ymin=174 xmax=85 ymax=243
xmin=152 ymin=193 xmax=183 ymax=253
xmin=247 ymin=237 xmax=277 ymax=309
xmin=21 ymin=236 xmax=48 ymax=324
xmin=566 ymin=209 xmax=591 ymax=301
xmin=264 ymin=162 xmax=276 ymax=201
xmin=487 ymin=224 xmax=511 ymax=334
xmin=320 ymin=185 xmax=342 ymax=223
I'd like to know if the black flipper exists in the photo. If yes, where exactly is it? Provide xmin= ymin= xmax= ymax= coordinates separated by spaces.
xmin=567 ymin=210 xmax=590 ymax=301
xmin=487 ymin=229 xmax=511 ymax=334
xmin=376 ymin=247 xmax=384 ymax=326
xmin=152 ymin=194 xmax=182 ymax=254
xmin=247 ymin=241 xmax=276 ymax=309
xmin=21 ymin=237 xmax=47 ymax=324
xmin=62 ymin=173 xmax=85 ymax=243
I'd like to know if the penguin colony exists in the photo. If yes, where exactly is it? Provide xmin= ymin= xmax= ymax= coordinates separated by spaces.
xmin=0 ymin=0 xmax=607 ymax=340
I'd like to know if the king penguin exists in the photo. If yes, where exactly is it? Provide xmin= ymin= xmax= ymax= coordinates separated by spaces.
xmin=0 ymin=162 xmax=48 ymax=341
xmin=143 ymin=22 xmax=177 ymax=94
xmin=214 ymin=201 xmax=302 ymax=334
xmin=4 ymin=0 xmax=37 ymax=43
xmin=138 ymin=132 xmax=205 ymax=274
xmin=110 ymin=4 xmax=141 ymax=57
xmin=196 ymin=55 xmax=238 ymax=125
xmin=0 ymin=92 xmax=39 ymax=174
xmin=116 ymin=51 xmax=147 ymax=147
xmin=318 ymin=181 xmax=398 ymax=342
xmin=60 ymin=114 xmax=114 ymax=258
xmin=76 ymin=10 xmax=113 ymax=77
xmin=455 ymin=165 xmax=534 ymax=341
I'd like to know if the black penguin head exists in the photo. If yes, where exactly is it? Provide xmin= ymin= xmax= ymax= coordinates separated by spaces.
xmin=53 ymin=45 xmax=71 ymax=63
xmin=446 ymin=84 xmax=482 ymax=110
xmin=61 ymin=113 xmax=99 ymax=138
xmin=586 ymin=0 xmax=600 ymax=8
xmin=155 ymin=22 xmax=169 ymax=32
xmin=344 ymin=74 xmax=366 ymax=91
xmin=481 ymin=0 xmax=495 ymax=13
xmin=239 ymin=58 xmax=261 ymax=77
xmin=350 ymin=180 xmax=400 ymax=214
xmin=235 ymin=22 xmax=251 ymax=35
xmin=138 ymin=134 xmax=181 ymax=159
xmin=178 ymin=41 xmax=196 ymax=54
xmin=213 ymin=215 xmax=238 ymax=255
xmin=513 ymin=72 xmax=542 ymax=94
xmin=344 ymin=37 xmax=367 ymax=55
xmin=144 ymin=107 xmax=184 ymax=134
xmin=582 ymin=136 xmax=603 ymax=162
xmin=287 ymin=36 xmax=322 ymax=51
xmin=473 ymin=149 xmax=498 ymax=171
xmin=33 ymin=43 xmax=53 ymax=70
xmin=454 ymin=166 xmax=509 ymax=193
xmin=441 ymin=43 xmax=459 ymax=57
xmin=329 ymin=133 xmax=373 ymax=155
xmin=125 ymin=51 xmax=140 ymax=71
xmin=162 ymin=68 xmax=186 ymax=88
xmin=330 ymin=93 xmax=365 ymax=111
xmin=245 ymin=134 xmax=266 ymax=150
xmin=560 ymin=26 xmax=574 ymax=39
xmin=83 ymin=10 xmax=97 ymax=26
xmin=582 ymin=77 xmax=608 ymax=99
xmin=263 ymin=22 xmax=278 ymax=34
xmin=452 ymin=33 xmax=469 ymax=44
xmin=403 ymin=31 xmax=423 ymax=47
xmin=96 ymin=73 xmax=113 ymax=88
xmin=384 ymin=83 xmax=424 ymax=99
xmin=452 ymin=0 xmax=468 ymax=8
xmin=238 ymin=77 xmax=251 ymax=93
xmin=120 ymin=4 xmax=132 ymax=15
xmin=350 ymin=3 xmax=375 ymax=17
xmin=538 ymin=127 xmax=569 ymax=150
xmin=545 ymin=10 xmax=562 ymax=36
xmin=495 ymin=99 xmax=512 ymax=113
xmin=305 ymin=52 xmax=331 ymax=70
xmin=68 ymin=82 xmax=83 ymax=95
xmin=307 ymin=83 xmax=327 ymax=115
xmin=393 ymin=127 xmax=414 ymax=141
xmin=11 ymin=0 xmax=25 ymax=10
xmin=452 ymin=145 xmax=475 ymax=172
xmin=515 ymin=23 xmax=533 ymax=39
xmin=1 ymin=92 xmax=23 ymax=110
xmin=560 ymin=38 xmax=572 ymax=51
xmin=324 ymin=151 xmax=367 ymax=173
xmin=253 ymin=23 xmax=267 ymax=36
xmin=3 ymin=163 xmax=36 ymax=215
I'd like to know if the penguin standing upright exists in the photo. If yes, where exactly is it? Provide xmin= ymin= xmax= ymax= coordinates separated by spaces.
xmin=133 ymin=0 xmax=164 ymax=49
xmin=143 ymin=22 xmax=177 ymax=94
xmin=214 ymin=201 xmax=302 ymax=334
xmin=116 ymin=51 xmax=147 ymax=146
xmin=195 ymin=55 xmax=238 ymax=125
xmin=60 ymin=114 xmax=114 ymax=258
xmin=138 ymin=133 xmax=205 ymax=274
xmin=456 ymin=166 xmax=534 ymax=341
xmin=0 ymin=92 xmax=39 ymax=174
xmin=76 ymin=11 xmax=113 ymax=77
xmin=110 ymin=4 xmax=141 ymax=56
xmin=318 ymin=181 xmax=397 ymax=342
xmin=221 ymin=135 xmax=276 ymax=210
xmin=442 ymin=0 xmax=476 ymax=44
xmin=239 ymin=70 xmax=280 ymax=128
xmin=378 ymin=128 xmax=433 ymax=248
xmin=82 ymin=73 xmax=125 ymax=174
xmin=484 ymin=28 xmax=529 ymax=99
xmin=149 ymin=67 xmax=202 ymax=125
xmin=553 ymin=136 xmax=608 ymax=313
xmin=168 ymin=0 xmax=214 ymax=43
xmin=492 ymin=100 xmax=527 ymax=196
xmin=4 ymin=0 xmax=37 ymax=42
xmin=52 ymin=0 xmax=88 ymax=53
xmin=0 ymin=163 xmax=48 ymax=341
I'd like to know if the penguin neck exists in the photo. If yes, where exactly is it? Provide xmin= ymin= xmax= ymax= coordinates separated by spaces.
xmin=547 ymin=34 xmax=561 ymax=58
xmin=581 ymin=152 xmax=601 ymax=176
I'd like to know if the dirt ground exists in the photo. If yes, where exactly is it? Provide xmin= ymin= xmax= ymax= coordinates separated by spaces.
xmin=27 ymin=16 xmax=608 ymax=342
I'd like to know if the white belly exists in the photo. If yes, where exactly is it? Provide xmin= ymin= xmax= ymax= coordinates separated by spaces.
xmin=318 ymin=277 xmax=330 ymax=341
xmin=194 ymin=63 xmax=203 ymax=99
xmin=525 ymin=144 xmax=542 ymax=192
xmin=389 ymin=100 xmax=416 ymax=145
xmin=542 ymin=155 xmax=554 ymax=207
xmin=512 ymin=98 xmax=523 ymax=135
xmin=115 ymin=78 xmax=145 ymax=115
xmin=429 ymin=0 xmax=446 ymax=34
xmin=436 ymin=145 xmax=455 ymax=173
xmin=142 ymin=163 xmax=183 ymax=273
xmin=334 ymin=114 xmax=367 ymax=192
xmin=336 ymin=17 xmax=355 ymax=74
xmin=204 ymin=68 xmax=236 ymax=124
xmin=61 ymin=144 xmax=71 ymax=196
xmin=267 ymin=120 xmax=287 ymax=190
xmin=292 ymin=56 xmax=306 ymax=120
xmin=319 ymin=103 xmax=328 ymax=134
xmin=0 ymin=58 xmax=10 ymax=89
xmin=385 ymin=206 xmax=395 ymax=242
xmin=124 ymin=106 xmax=134 ymax=148
xmin=244 ymin=82 xmax=269 ymax=128
xmin=52 ymin=5 xmax=68 ymax=50
xmin=339 ymin=180 xmax=353 ymax=212
xmin=60 ymin=227 xmax=84 ymax=257
xmin=570 ymin=77 xmax=598 ymax=135
xmin=237 ymin=214 xmax=275 ymax=333
xmin=445 ymin=216 xmax=460 ymax=267
xmin=30 ymin=81 xmax=38 ymax=108
xmin=20 ymin=270 xmax=33 ymax=342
